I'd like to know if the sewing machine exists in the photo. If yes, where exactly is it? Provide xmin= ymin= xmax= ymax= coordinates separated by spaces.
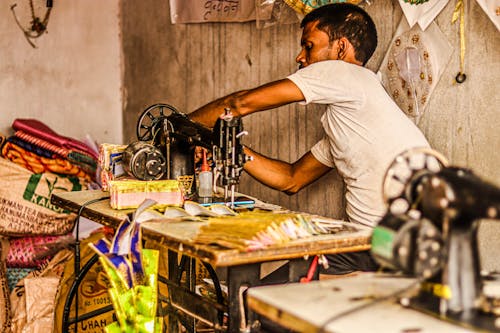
xmin=122 ymin=103 xmax=250 ymax=204
xmin=371 ymin=148 xmax=500 ymax=331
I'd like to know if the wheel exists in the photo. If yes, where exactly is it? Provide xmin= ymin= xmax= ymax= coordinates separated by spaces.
xmin=382 ymin=147 xmax=448 ymax=214
xmin=136 ymin=103 xmax=179 ymax=141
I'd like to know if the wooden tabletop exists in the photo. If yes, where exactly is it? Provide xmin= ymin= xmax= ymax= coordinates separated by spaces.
xmin=51 ymin=190 xmax=372 ymax=267
xmin=142 ymin=219 xmax=371 ymax=267
xmin=247 ymin=273 xmax=477 ymax=333
xmin=51 ymin=190 xmax=130 ymax=228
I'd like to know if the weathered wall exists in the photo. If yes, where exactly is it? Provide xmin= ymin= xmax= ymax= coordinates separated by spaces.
xmin=121 ymin=0 xmax=500 ymax=270
xmin=0 ymin=0 xmax=123 ymax=145
xmin=121 ymin=0 xmax=499 ymax=209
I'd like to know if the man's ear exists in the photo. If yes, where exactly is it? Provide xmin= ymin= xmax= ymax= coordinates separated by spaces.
xmin=338 ymin=37 xmax=362 ymax=65
xmin=337 ymin=37 xmax=349 ymax=60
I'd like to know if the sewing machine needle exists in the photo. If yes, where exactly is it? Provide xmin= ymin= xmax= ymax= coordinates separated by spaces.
xmin=231 ymin=184 xmax=235 ymax=208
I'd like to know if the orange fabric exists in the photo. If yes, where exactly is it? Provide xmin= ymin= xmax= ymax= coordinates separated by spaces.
xmin=2 ymin=142 xmax=91 ymax=181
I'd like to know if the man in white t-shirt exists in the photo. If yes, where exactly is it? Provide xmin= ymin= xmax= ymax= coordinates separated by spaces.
xmin=189 ymin=3 xmax=429 ymax=274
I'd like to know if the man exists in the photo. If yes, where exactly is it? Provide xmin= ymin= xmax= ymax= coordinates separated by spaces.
xmin=189 ymin=4 xmax=429 ymax=274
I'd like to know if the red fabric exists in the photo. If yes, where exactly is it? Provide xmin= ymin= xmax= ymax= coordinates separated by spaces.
xmin=7 ymin=234 xmax=73 ymax=268
xmin=12 ymin=119 xmax=98 ymax=159
xmin=15 ymin=130 xmax=70 ymax=158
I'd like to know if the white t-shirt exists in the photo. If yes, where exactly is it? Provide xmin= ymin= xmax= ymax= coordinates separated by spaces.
xmin=287 ymin=60 xmax=430 ymax=227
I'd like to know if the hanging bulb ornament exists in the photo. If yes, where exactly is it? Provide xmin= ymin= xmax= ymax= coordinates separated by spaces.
xmin=10 ymin=0 xmax=53 ymax=48
xmin=452 ymin=0 xmax=467 ymax=84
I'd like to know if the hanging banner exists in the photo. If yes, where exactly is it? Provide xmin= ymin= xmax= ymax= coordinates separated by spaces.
xmin=169 ymin=0 xmax=257 ymax=24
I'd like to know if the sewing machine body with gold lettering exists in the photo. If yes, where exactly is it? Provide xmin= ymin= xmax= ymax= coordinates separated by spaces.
xmin=122 ymin=103 xmax=249 ymax=202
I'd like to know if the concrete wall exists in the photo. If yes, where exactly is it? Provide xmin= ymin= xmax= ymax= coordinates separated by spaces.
xmin=121 ymin=0 xmax=500 ymax=208
xmin=0 ymin=0 xmax=123 ymax=145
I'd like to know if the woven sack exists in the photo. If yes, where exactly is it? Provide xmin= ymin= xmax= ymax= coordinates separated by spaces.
xmin=53 ymin=232 xmax=116 ymax=333
xmin=10 ymin=249 xmax=72 ymax=333
xmin=0 ymin=157 xmax=82 ymax=236
xmin=7 ymin=234 xmax=73 ymax=268
xmin=0 ymin=237 xmax=11 ymax=333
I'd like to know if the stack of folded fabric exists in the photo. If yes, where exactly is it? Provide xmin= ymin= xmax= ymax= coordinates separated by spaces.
xmin=0 ymin=119 xmax=101 ymax=332
xmin=1 ymin=119 xmax=98 ymax=182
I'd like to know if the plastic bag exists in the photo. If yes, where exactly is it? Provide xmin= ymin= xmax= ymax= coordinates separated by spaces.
xmin=256 ymin=0 xmax=301 ymax=29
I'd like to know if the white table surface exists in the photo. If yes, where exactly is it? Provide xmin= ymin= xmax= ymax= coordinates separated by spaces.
xmin=247 ymin=272 xmax=483 ymax=333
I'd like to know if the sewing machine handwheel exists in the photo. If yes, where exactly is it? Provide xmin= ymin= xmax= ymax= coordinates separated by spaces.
xmin=136 ymin=103 xmax=179 ymax=141
xmin=382 ymin=147 xmax=448 ymax=214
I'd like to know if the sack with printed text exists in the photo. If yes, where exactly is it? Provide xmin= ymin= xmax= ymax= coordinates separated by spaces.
xmin=53 ymin=232 xmax=116 ymax=333
xmin=0 ymin=157 xmax=85 ymax=236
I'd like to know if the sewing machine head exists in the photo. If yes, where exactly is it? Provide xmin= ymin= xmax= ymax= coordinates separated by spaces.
xmin=371 ymin=148 xmax=500 ymax=329
xmin=123 ymin=103 xmax=249 ymax=201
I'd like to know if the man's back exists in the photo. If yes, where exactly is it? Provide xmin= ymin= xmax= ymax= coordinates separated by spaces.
xmin=288 ymin=60 xmax=430 ymax=226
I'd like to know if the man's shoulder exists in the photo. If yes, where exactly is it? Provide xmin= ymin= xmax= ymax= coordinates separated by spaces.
xmin=293 ymin=60 xmax=371 ymax=79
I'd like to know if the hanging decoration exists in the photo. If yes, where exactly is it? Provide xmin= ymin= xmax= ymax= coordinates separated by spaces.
xmin=255 ymin=0 xmax=301 ymax=29
xmin=10 ymin=0 xmax=53 ymax=48
xmin=378 ymin=18 xmax=453 ymax=123
xmin=397 ymin=0 xmax=449 ymax=31
xmin=282 ymin=0 xmax=364 ymax=15
xmin=387 ymin=31 xmax=432 ymax=120
xmin=451 ymin=0 xmax=467 ymax=83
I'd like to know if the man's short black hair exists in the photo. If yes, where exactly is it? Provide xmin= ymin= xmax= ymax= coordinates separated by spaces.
xmin=301 ymin=3 xmax=377 ymax=65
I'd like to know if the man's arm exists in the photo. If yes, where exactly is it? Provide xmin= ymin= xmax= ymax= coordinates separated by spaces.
xmin=189 ymin=79 xmax=305 ymax=127
xmin=243 ymin=146 xmax=332 ymax=195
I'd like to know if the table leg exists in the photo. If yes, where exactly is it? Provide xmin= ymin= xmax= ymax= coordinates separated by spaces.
xmin=167 ymin=250 xmax=198 ymax=332
xmin=227 ymin=263 xmax=261 ymax=333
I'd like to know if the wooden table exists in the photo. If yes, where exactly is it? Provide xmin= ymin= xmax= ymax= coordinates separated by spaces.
xmin=247 ymin=273 xmax=479 ymax=333
xmin=50 ymin=189 xmax=130 ymax=227
xmin=51 ymin=190 xmax=372 ymax=332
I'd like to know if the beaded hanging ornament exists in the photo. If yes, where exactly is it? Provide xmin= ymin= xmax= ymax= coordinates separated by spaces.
xmin=386 ymin=31 xmax=432 ymax=120
xmin=402 ymin=0 xmax=430 ymax=4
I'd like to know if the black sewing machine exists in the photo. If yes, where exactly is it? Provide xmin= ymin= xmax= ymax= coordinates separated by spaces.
xmin=122 ymin=103 xmax=250 ymax=204
xmin=371 ymin=148 xmax=500 ymax=331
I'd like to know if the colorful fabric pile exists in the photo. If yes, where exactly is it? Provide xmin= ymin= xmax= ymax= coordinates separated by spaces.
xmin=194 ymin=211 xmax=355 ymax=251
xmin=0 ymin=118 xmax=100 ymax=332
xmin=108 ymin=179 xmax=184 ymax=210
xmin=1 ymin=119 xmax=98 ymax=182
xmin=6 ymin=234 xmax=74 ymax=269
xmin=5 ymin=233 xmax=74 ymax=291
